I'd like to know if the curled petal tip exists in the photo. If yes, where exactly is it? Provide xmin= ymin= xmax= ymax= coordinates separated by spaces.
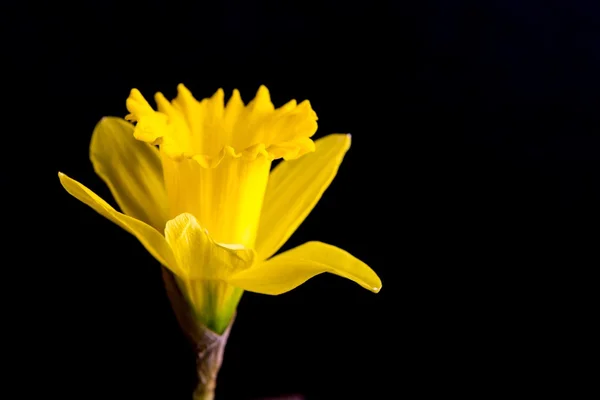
xmin=256 ymin=85 xmax=271 ymax=98
xmin=372 ymin=285 xmax=381 ymax=293
xmin=177 ymin=83 xmax=190 ymax=94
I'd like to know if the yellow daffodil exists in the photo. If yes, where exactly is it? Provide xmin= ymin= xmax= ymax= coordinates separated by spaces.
xmin=58 ymin=85 xmax=381 ymax=334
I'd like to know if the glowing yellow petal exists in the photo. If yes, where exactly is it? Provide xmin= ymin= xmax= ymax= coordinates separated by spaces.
xmin=126 ymin=89 xmax=188 ymax=159
xmin=267 ymin=136 xmax=316 ymax=160
xmin=245 ymin=85 xmax=275 ymax=121
xmin=172 ymin=84 xmax=203 ymax=137
xmin=164 ymin=212 xmax=255 ymax=334
xmin=58 ymin=172 xmax=180 ymax=276
xmin=223 ymin=89 xmax=245 ymax=142
xmin=232 ymin=87 xmax=317 ymax=154
xmin=124 ymin=88 xmax=154 ymax=121
xmin=154 ymin=92 xmax=193 ymax=155
xmin=255 ymin=134 xmax=352 ymax=260
xmin=129 ymin=111 xmax=170 ymax=145
xmin=162 ymin=153 xmax=272 ymax=247
xmin=164 ymin=213 xmax=255 ymax=281
xmin=126 ymin=85 xmax=318 ymax=166
xmin=267 ymin=99 xmax=318 ymax=144
xmin=227 ymin=241 xmax=382 ymax=295
xmin=89 ymin=117 xmax=168 ymax=231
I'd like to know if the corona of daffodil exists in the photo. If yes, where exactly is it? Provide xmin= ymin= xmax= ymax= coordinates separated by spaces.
xmin=58 ymin=85 xmax=381 ymax=335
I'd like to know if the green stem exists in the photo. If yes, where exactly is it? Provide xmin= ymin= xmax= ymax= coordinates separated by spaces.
xmin=161 ymin=267 xmax=234 ymax=400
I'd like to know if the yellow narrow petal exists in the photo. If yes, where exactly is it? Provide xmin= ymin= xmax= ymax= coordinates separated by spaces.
xmin=231 ymin=85 xmax=275 ymax=150
xmin=255 ymin=134 xmax=352 ymax=260
xmin=207 ymin=88 xmax=225 ymax=120
xmin=125 ymin=88 xmax=154 ymax=120
xmin=227 ymin=241 xmax=381 ymax=295
xmin=125 ymin=89 xmax=188 ymax=159
xmin=246 ymin=85 xmax=274 ymax=117
xmin=223 ymin=89 xmax=245 ymax=142
xmin=58 ymin=172 xmax=180 ymax=276
xmin=164 ymin=212 xmax=255 ymax=334
xmin=132 ymin=113 xmax=171 ymax=144
xmin=199 ymin=88 xmax=226 ymax=155
xmin=90 ymin=117 xmax=168 ymax=231
xmin=173 ymin=83 xmax=202 ymax=137
xmin=154 ymin=92 xmax=193 ymax=153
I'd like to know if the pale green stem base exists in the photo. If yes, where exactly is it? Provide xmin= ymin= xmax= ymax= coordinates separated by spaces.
xmin=191 ymin=315 xmax=233 ymax=400
xmin=161 ymin=267 xmax=234 ymax=400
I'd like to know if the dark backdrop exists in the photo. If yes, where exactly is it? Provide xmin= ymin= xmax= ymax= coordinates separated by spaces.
xmin=7 ymin=1 xmax=595 ymax=399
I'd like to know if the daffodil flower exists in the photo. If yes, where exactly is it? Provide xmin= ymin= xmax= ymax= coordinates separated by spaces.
xmin=58 ymin=85 xmax=381 ymax=335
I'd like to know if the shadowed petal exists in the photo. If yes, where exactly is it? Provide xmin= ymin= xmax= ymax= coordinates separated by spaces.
xmin=90 ymin=117 xmax=169 ymax=231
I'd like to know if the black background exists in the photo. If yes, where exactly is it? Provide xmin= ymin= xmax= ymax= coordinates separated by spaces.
xmin=6 ymin=0 xmax=596 ymax=399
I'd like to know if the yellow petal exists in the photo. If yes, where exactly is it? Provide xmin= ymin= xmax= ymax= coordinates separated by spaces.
xmin=245 ymin=85 xmax=275 ymax=119
xmin=164 ymin=212 xmax=255 ymax=334
xmin=223 ymin=89 xmax=245 ymax=140
xmin=161 ymin=146 xmax=272 ymax=247
xmin=163 ymin=213 xmax=255 ymax=281
xmin=154 ymin=92 xmax=193 ymax=155
xmin=125 ymin=88 xmax=155 ymax=120
xmin=255 ymin=134 xmax=352 ymax=260
xmin=126 ymin=89 xmax=188 ymax=159
xmin=227 ymin=241 xmax=381 ymax=295
xmin=267 ymin=136 xmax=316 ymax=160
xmin=58 ymin=172 xmax=181 ymax=276
xmin=133 ymin=113 xmax=171 ymax=145
xmin=90 ymin=117 xmax=169 ymax=231
xmin=172 ymin=84 xmax=202 ymax=136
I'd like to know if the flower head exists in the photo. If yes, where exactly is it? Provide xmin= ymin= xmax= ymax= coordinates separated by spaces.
xmin=59 ymin=85 xmax=381 ymax=333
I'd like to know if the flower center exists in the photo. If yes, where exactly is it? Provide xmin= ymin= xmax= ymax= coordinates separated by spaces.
xmin=125 ymin=85 xmax=319 ymax=246
xmin=126 ymin=84 xmax=318 ymax=166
